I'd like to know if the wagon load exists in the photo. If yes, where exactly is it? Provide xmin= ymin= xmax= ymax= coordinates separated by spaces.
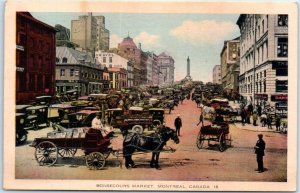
xmin=31 ymin=124 xmax=113 ymax=170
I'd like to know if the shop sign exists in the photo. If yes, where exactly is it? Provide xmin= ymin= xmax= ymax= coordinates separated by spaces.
xmin=271 ymin=94 xmax=288 ymax=101
xmin=255 ymin=94 xmax=268 ymax=100
xmin=16 ymin=67 xmax=25 ymax=72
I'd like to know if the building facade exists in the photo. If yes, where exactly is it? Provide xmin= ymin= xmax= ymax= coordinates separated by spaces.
xmin=212 ymin=65 xmax=221 ymax=84
xmin=56 ymin=47 xmax=107 ymax=95
xmin=108 ymin=67 xmax=127 ymax=90
xmin=220 ymin=37 xmax=240 ymax=97
xmin=95 ymin=51 xmax=134 ymax=87
xmin=145 ymin=52 xmax=159 ymax=85
xmin=116 ymin=36 xmax=142 ymax=86
xmin=157 ymin=52 xmax=175 ymax=86
xmin=237 ymin=14 xmax=288 ymax=112
xmin=55 ymin=24 xmax=78 ymax=48
xmin=71 ymin=13 xmax=109 ymax=52
xmin=16 ymin=12 xmax=57 ymax=104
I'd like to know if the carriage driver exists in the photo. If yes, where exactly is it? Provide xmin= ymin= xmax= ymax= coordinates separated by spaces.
xmin=92 ymin=112 xmax=104 ymax=129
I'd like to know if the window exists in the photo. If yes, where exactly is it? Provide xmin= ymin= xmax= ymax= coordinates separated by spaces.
xmin=103 ymin=57 xmax=106 ymax=63
xmin=109 ymin=57 xmax=112 ymax=63
xmin=56 ymin=57 xmax=60 ymax=63
xmin=60 ymin=69 xmax=65 ymax=76
xmin=277 ymin=38 xmax=288 ymax=57
xmin=263 ymin=81 xmax=266 ymax=93
xmin=262 ymin=20 xmax=264 ymax=33
xmin=70 ymin=69 xmax=74 ymax=76
xmin=29 ymin=74 xmax=35 ymax=91
xmin=276 ymin=80 xmax=288 ymax=93
xmin=62 ymin=57 xmax=68 ymax=63
xmin=75 ymin=70 xmax=79 ymax=76
xmin=264 ymin=70 xmax=267 ymax=77
xmin=278 ymin=15 xmax=288 ymax=26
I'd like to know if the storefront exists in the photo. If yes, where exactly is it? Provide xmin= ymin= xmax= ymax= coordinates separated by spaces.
xmin=271 ymin=94 xmax=288 ymax=118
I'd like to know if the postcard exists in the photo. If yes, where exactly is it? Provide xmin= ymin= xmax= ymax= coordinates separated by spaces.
xmin=3 ymin=0 xmax=298 ymax=191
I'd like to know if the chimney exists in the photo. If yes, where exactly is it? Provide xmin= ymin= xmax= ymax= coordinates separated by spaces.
xmin=139 ymin=43 xmax=142 ymax=50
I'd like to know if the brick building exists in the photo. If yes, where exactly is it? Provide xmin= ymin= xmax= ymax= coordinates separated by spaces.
xmin=16 ymin=12 xmax=57 ymax=104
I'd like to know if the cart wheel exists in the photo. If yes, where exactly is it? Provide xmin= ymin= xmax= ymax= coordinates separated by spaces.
xmin=132 ymin=125 xmax=143 ymax=134
xmin=218 ymin=133 xmax=226 ymax=152
xmin=225 ymin=134 xmax=232 ymax=147
xmin=58 ymin=148 xmax=77 ymax=158
xmin=35 ymin=141 xmax=58 ymax=166
xmin=86 ymin=152 xmax=106 ymax=170
xmin=152 ymin=119 xmax=161 ymax=127
xmin=196 ymin=132 xmax=205 ymax=149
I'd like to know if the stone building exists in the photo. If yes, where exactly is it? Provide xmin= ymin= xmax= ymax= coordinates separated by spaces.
xmin=237 ymin=14 xmax=288 ymax=114
xmin=220 ymin=37 xmax=240 ymax=97
xmin=71 ymin=13 xmax=109 ymax=52
xmin=145 ymin=52 xmax=159 ymax=85
xmin=95 ymin=50 xmax=134 ymax=87
xmin=212 ymin=65 xmax=221 ymax=84
xmin=115 ymin=36 xmax=142 ymax=86
xmin=16 ymin=12 xmax=57 ymax=104
xmin=56 ymin=47 xmax=108 ymax=95
xmin=157 ymin=52 xmax=175 ymax=85
xmin=108 ymin=67 xmax=127 ymax=90
xmin=55 ymin=24 xmax=78 ymax=49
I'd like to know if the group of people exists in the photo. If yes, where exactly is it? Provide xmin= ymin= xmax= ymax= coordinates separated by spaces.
xmin=240 ymin=103 xmax=282 ymax=131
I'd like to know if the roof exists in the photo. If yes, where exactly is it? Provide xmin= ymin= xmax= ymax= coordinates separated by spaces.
xmin=56 ymin=47 xmax=95 ymax=65
xmin=119 ymin=36 xmax=137 ymax=48
xmin=129 ymin=106 xmax=144 ymax=111
xmin=16 ymin=105 xmax=32 ymax=110
xmin=17 ymin=12 xmax=57 ymax=32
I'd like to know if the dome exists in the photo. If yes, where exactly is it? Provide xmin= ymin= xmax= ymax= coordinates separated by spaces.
xmin=119 ymin=36 xmax=137 ymax=48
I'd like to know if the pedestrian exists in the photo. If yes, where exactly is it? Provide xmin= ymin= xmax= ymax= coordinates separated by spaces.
xmin=248 ymin=103 xmax=253 ymax=114
xmin=241 ymin=108 xmax=246 ymax=126
xmin=168 ymin=103 xmax=173 ymax=114
xmin=267 ymin=114 xmax=272 ymax=129
xmin=254 ymin=134 xmax=266 ymax=173
xmin=174 ymin=114 xmax=182 ymax=136
xmin=260 ymin=112 xmax=267 ymax=127
xmin=275 ymin=115 xmax=281 ymax=131
xmin=252 ymin=111 xmax=258 ymax=126
xmin=257 ymin=105 xmax=262 ymax=117
xmin=197 ymin=112 xmax=204 ymax=127
xmin=246 ymin=110 xmax=251 ymax=124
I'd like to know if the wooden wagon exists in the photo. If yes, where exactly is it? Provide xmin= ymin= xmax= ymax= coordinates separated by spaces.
xmin=31 ymin=125 xmax=116 ymax=170
xmin=196 ymin=122 xmax=231 ymax=152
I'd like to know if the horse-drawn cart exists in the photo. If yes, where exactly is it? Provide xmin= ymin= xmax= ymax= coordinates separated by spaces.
xmin=196 ymin=122 xmax=231 ymax=152
xmin=31 ymin=125 xmax=117 ymax=170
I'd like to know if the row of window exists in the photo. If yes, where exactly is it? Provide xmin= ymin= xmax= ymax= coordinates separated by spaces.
xmin=240 ymin=80 xmax=287 ymax=94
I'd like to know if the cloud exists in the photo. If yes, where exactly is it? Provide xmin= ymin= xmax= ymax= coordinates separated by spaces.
xmin=170 ymin=20 xmax=239 ymax=45
xmin=134 ymin=32 xmax=161 ymax=50
xmin=110 ymin=34 xmax=123 ymax=48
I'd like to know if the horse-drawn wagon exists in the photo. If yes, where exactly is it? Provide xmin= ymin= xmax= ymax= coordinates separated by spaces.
xmin=31 ymin=124 xmax=116 ymax=170
xmin=196 ymin=121 xmax=231 ymax=152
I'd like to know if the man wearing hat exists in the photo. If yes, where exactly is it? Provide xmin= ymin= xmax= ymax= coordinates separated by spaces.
xmin=174 ymin=114 xmax=182 ymax=136
xmin=92 ymin=112 xmax=103 ymax=129
xmin=254 ymin=134 xmax=266 ymax=173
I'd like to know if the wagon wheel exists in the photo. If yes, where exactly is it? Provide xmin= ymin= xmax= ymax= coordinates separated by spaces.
xmin=86 ymin=152 xmax=106 ymax=170
xmin=225 ymin=134 xmax=232 ymax=147
xmin=218 ymin=133 xmax=226 ymax=152
xmin=132 ymin=125 xmax=143 ymax=134
xmin=196 ymin=132 xmax=205 ymax=149
xmin=35 ymin=141 xmax=58 ymax=166
xmin=152 ymin=119 xmax=161 ymax=127
xmin=58 ymin=148 xmax=77 ymax=158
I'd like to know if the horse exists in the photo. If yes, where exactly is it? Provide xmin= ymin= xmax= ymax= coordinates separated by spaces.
xmin=122 ymin=127 xmax=179 ymax=170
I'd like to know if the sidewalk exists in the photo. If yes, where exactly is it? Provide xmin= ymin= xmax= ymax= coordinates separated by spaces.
xmin=234 ymin=122 xmax=281 ymax=133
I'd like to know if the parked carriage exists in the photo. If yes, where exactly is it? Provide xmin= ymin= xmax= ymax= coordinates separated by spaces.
xmin=196 ymin=121 xmax=231 ymax=152
xmin=31 ymin=124 xmax=114 ymax=170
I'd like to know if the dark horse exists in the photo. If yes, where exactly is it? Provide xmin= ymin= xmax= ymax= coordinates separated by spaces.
xmin=123 ymin=126 xmax=180 ymax=169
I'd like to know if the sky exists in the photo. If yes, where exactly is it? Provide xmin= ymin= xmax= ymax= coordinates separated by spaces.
xmin=31 ymin=12 xmax=240 ymax=82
